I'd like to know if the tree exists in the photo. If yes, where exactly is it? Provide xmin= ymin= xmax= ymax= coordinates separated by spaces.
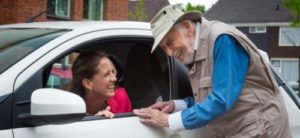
xmin=129 ymin=0 xmax=147 ymax=22
xmin=282 ymin=0 xmax=300 ymax=97
xmin=183 ymin=2 xmax=205 ymax=13
xmin=282 ymin=0 xmax=300 ymax=27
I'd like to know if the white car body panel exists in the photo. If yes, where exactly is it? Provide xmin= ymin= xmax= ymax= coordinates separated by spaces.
xmin=0 ymin=21 xmax=151 ymax=30
xmin=13 ymin=117 xmax=197 ymax=138
xmin=0 ymin=72 xmax=15 ymax=95
xmin=0 ymin=130 xmax=13 ymax=138
xmin=280 ymin=86 xmax=300 ymax=137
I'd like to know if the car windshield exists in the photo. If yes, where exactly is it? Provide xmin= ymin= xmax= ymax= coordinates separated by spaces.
xmin=0 ymin=28 xmax=70 ymax=74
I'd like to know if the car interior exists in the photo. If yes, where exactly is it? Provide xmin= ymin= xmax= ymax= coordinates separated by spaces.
xmin=44 ymin=38 xmax=171 ymax=114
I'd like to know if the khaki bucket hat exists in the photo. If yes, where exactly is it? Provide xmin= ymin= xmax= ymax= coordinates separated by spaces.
xmin=150 ymin=4 xmax=202 ymax=53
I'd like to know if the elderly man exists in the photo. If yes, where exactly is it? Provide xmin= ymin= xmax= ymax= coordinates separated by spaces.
xmin=133 ymin=4 xmax=291 ymax=138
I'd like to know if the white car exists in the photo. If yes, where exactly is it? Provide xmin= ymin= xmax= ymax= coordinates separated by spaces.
xmin=0 ymin=21 xmax=299 ymax=138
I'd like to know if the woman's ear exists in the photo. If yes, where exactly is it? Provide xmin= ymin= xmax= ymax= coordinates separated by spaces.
xmin=82 ymin=78 xmax=93 ymax=91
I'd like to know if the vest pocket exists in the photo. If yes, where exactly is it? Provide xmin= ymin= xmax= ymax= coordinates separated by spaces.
xmin=229 ymin=111 xmax=270 ymax=138
xmin=196 ymin=77 xmax=212 ymax=100
xmin=199 ymin=77 xmax=212 ymax=88
xmin=225 ymin=111 xmax=258 ymax=137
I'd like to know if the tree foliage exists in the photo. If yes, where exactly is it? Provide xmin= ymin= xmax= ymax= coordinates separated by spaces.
xmin=282 ymin=0 xmax=300 ymax=27
xmin=129 ymin=0 xmax=147 ymax=21
xmin=183 ymin=2 xmax=205 ymax=13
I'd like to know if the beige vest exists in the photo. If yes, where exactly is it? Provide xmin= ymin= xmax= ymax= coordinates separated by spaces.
xmin=188 ymin=18 xmax=291 ymax=138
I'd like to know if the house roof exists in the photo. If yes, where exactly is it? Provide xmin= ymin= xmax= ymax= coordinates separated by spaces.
xmin=129 ymin=0 xmax=170 ymax=22
xmin=203 ymin=0 xmax=294 ymax=24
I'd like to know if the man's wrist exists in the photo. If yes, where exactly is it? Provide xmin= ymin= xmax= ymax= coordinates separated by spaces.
xmin=168 ymin=111 xmax=186 ymax=131
xmin=172 ymin=100 xmax=187 ymax=112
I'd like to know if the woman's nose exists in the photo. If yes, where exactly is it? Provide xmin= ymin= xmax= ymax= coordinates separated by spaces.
xmin=111 ymin=75 xmax=117 ymax=82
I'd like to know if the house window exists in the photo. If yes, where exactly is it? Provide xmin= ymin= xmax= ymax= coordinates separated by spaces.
xmin=271 ymin=58 xmax=299 ymax=84
xmin=279 ymin=27 xmax=300 ymax=46
xmin=249 ymin=26 xmax=266 ymax=33
xmin=47 ymin=0 xmax=71 ymax=19
xmin=83 ymin=0 xmax=103 ymax=20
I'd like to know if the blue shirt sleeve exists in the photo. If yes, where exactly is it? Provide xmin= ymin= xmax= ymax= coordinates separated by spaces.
xmin=181 ymin=34 xmax=249 ymax=129
xmin=183 ymin=97 xmax=195 ymax=107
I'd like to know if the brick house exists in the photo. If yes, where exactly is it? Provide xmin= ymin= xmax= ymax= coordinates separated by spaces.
xmin=0 ymin=0 xmax=128 ymax=25
xmin=204 ymin=0 xmax=300 ymax=87
xmin=128 ymin=0 xmax=169 ymax=22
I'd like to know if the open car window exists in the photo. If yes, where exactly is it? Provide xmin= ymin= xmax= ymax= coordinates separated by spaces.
xmin=43 ymin=39 xmax=170 ymax=117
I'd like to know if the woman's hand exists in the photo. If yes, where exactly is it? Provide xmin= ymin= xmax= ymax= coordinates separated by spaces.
xmin=94 ymin=106 xmax=115 ymax=118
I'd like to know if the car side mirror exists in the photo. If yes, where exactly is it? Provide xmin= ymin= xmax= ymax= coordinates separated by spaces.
xmin=18 ymin=88 xmax=86 ymax=126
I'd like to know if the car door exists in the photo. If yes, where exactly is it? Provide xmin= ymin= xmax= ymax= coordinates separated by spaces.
xmin=0 ymin=94 xmax=13 ymax=138
xmin=12 ymin=28 xmax=199 ymax=138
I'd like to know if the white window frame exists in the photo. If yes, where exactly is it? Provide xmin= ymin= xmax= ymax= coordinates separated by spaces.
xmin=56 ymin=0 xmax=71 ymax=18
xmin=279 ymin=26 xmax=300 ymax=46
xmin=271 ymin=59 xmax=283 ymax=73
xmin=271 ymin=58 xmax=299 ymax=82
xmin=249 ymin=26 xmax=266 ymax=33
xmin=48 ymin=0 xmax=71 ymax=18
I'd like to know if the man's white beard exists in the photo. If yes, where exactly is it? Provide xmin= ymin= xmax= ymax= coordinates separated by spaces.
xmin=181 ymin=22 xmax=201 ymax=65
xmin=181 ymin=50 xmax=195 ymax=65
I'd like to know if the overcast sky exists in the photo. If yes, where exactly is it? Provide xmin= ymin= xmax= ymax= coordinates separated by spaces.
xmin=168 ymin=0 xmax=218 ymax=10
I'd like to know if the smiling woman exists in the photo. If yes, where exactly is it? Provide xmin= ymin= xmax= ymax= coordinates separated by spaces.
xmin=65 ymin=51 xmax=132 ymax=118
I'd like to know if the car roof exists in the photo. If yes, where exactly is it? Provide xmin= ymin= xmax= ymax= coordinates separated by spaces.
xmin=0 ymin=21 xmax=151 ymax=31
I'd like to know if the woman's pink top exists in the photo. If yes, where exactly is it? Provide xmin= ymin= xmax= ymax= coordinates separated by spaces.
xmin=106 ymin=87 xmax=132 ymax=113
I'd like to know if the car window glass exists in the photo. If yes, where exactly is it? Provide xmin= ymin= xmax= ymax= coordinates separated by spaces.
xmin=46 ymin=52 xmax=77 ymax=89
xmin=0 ymin=28 xmax=70 ymax=74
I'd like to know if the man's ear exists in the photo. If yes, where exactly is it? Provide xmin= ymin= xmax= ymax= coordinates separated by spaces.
xmin=82 ymin=78 xmax=93 ymax=91
xmin=180 ymin=20 xmax=195 ymax=36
